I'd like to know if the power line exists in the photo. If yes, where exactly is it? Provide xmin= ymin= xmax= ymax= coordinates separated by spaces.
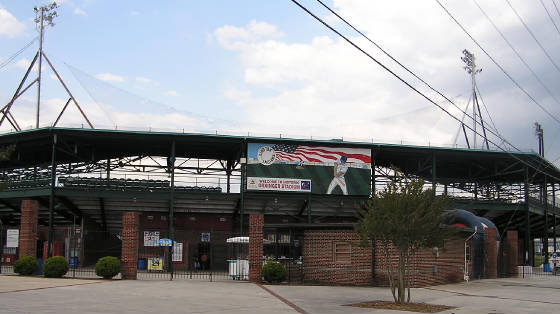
xmin=472 ymin=0 xmax=560 ymax=108
xmin=313 ymin=0 xmax=491 ymax=147
xmin=436 ymin=0 xmax=560 ymax=128
xmin=289 ymin=0 xmax=560 ymax=181
xmin=504 ymin=0 xmax=560 ymax=75
xmin=540 ymin=0 xmax=560 ymax=38
xmin=0 ymin=37 xmax=39 ymax=71
xmin=554 ymin=0 xmax=560 ymax=20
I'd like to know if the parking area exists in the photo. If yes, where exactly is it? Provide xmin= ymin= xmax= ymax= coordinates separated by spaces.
xmin=1 ymin=275 xmax=560 ymax=314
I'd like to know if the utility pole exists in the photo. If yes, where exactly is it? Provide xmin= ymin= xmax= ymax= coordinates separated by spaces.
xmin=34 ymin=2 xmax=58 ymax=128
xmin=461 ymin=49 xmax=489 ymax=149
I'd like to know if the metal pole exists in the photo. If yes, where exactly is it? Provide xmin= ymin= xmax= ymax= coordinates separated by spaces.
xmin=169 ymin=140 xmax=175 ymax=280
xmin=226 ymin=160 xmax=231 ymax=194
xmin=432 ymin=154 xmax=436 ymax=195
xmin=36 ymin=8 xmax=44 ymax=128
xmin=525 ymin=166 xmax=531 ymax=266
xmin=554 ymin=184 xmax=557 ymax=254
xmin=240 ymin=143 xmax=246 ymax=237
xmin=371 ymin=149 xmax=375 ymax=196
xmin=307 ymin=195 xmax=312 ymax=224
xmin=47 ymin=133 xmax=57 ymax=257
xmin=544 ymin=178 xmax=549 ymax=265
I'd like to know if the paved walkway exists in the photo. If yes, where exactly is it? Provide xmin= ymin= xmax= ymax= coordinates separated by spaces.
xmin=1 ymin=275 xmax=560 ymax=313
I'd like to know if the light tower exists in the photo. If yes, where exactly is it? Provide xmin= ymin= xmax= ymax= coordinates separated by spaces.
xmin=0 ymin=3 xmax=93 ymax=131
xmin=34 ymin=2 xmax=59 ymax=128
xmin=461 ymin=49 xmax=489 ymax=149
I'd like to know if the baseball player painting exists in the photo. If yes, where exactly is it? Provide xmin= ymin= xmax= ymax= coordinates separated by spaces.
xmin=327 ymin=155 xmax=349 ymax=195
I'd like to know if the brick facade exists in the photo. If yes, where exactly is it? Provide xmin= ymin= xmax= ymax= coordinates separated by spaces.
xmin=484 ymin=227 xmax=498 ymax=279
xmin=248 ymin=213 xmax=264 ymax=283
xmin=303 ymin=230 xmax=372 ymax=286
xmin=19 ymin=200 xmax=39 ymax=259
xmin=373 ymin=237 xmax=468 ymax=287
xmin=121 ymin=212 xmax=139 ymax=280
xmin=504 ymin=230 xmax=518 ymax=276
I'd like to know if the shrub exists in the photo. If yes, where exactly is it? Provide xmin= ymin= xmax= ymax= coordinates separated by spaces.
xmin=261 ymin=261 xmax=287 ymax=284
xmin=13 ymin=256 xmax=39 ymax=275
xmin=95 ymin=256 xmax=121 ymax=279
xmin=43 ymin=256 xmax=69 ymax=278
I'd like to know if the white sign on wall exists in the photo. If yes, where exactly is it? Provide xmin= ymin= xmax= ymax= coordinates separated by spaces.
xmin=6 ymin=229 xmax=19 ymax=248
xmin=143 ymin=231 xmax=160 ymax=246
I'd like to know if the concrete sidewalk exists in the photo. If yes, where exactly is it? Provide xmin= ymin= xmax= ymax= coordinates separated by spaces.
xmin=1 ymin=275 xmax=560 ymax=314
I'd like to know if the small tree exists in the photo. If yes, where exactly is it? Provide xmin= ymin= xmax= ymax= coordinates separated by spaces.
xmin=356 ymin=169 xmax=453 ymax=304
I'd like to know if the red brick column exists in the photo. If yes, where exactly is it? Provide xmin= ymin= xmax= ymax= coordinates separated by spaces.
xmin=248 ymin=213 xmax=264 ymax=283
xmin=505 ymin=230 xmax=518 ymax=277
xmin=484 ymin=227 xmax=498 ymax=279
xmin=19 ymin=200 xmax=39 ymax=259
xmin=121 ymin=212 xmax=139 ymax=280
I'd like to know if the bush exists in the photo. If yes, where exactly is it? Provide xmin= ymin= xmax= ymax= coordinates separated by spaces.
xmin=95 ymin=256 xmax=121 ymax=279
xmin=13 ymin=256 xmax=39 ymax=275
xmin=261 ymin=261 xmax=287 ymax=284
xmin=43 ymin=256 xmax=69 ymax=278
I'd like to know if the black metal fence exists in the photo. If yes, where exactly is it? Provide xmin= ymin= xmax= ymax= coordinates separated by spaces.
xmin=137 ymin=229 xmax=249 ymax=281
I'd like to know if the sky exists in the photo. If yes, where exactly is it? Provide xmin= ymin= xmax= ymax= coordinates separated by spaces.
xmin=1 ymin=0 xmax=560 ymax=164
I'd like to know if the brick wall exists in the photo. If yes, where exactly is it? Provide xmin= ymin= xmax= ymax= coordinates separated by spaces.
xmin=121 ymin=212 xmax=139 ymax=280
xmin=248 ymin=213 xmax=264 ymax=283
xmin=484 ymin=227 xmax=498 ymax=279
xmin=373 ymin=237 xmax=467 ymax=287
xmin=303 ymin=230 xmax=372 ymax=286
xmin=19 ymin=200 xmax=39 ymax=259
xmin=504 ymin=230 xmax=518 ymax=276
xmin=302 ymin=230 xmax=472 ymax=287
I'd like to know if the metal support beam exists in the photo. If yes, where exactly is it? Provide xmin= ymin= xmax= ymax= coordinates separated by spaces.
xmin=168 ymin=140 xmax=175 ymax=280
xmin=554 ymin=184 xmax=557 ymax=253
xmin=371 ymin=150 xmax=376 ymax=196
xmin=99 ymin=198 xmax=107 ymax=231
xmin=525 ymin=166 xmax=531 ymax=266
xmin=432 ymin=153 xmax=436 ymax=194
xmin=47 ymin=133 xmax=57 ymax=258
xmin=240 ymin=142 xmax=246 ymax=236
xmin=544 ymin=178 xmax=549 ymax=265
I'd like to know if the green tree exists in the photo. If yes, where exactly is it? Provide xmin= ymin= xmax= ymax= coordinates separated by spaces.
xmin=355 ymin=169 xmax=453 ymax=304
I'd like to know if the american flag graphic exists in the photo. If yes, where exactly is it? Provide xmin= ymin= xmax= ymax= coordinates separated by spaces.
xmin=272 ymin=144 xmax=371 ymax=165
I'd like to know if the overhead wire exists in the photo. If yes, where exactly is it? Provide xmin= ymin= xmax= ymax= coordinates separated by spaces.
xmin=436 ymin=0 xmax=560 ymax=129
xmin=0 ymin=36 xmax=39 ymax=71
xmin=314 ymin=0 xmax=492 ymax=147
xmin=473 ymin=0 xmax=560 ymax=108
xmin=539 ymin=0 xmax=560 ymax=38
xmin=504 ymin=0 xmax=560 ymax=75
xmin=289 ymin=0 xmax=560 ymax=181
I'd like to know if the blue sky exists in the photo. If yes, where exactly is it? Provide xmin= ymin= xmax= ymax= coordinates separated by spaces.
xmin=2 ymin=1 xmax=560 ymax=163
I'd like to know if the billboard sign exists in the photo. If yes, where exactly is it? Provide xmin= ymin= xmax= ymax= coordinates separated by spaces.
xmin=247 ymin=143 xmax=371 ymax=195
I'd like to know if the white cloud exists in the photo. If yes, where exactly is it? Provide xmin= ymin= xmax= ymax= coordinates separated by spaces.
xmin=164 ymin=90 xmax=179 ymax=97
xmin=0 ymin=6 xmax=25 ymax=38
xmin=15 ymin=58 xmax=31 ymax=70
xmin=130 ymin=11 xmax=140 ymax=16
xmin=135 ymin=76 xmax=159 ymax=86
xmin=213 ymin=1 xmax=560 ymax=151
xmin=73 ymin=8 xmax=87 ymax=16
xmin=95 ymin=73 xmax=125 ymax=83
xmin=214 ymin=20 xmax=283 ymax=50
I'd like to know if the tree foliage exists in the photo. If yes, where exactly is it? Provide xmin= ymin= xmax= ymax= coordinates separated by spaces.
xmin=355 ymin=169 xmax=454 ymax=304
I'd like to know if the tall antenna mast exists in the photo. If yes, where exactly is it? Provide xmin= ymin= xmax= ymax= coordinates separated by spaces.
xmin=0 ymin=2 xmax=93 ymax=130
xmin=34 ymin=2 xmax=58 ymax=128
xmin=461 ymin=49 xmax=489 ymax=149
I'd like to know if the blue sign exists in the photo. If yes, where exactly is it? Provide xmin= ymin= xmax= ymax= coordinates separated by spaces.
xmin=158 ymin=238 xmax=172 ymax=246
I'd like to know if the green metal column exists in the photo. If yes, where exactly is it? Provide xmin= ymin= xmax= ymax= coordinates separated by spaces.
xmin=226 ymin=159 xmax=232 ymax=194
xmin=554 ymin=184 xmax=557 ymax=253
xmin=307 ymin=195 xmax=312 ymax=224
xmin=544 ymin=178 xmax=549 ymax=265
xmin=240 ymin=142 xmax=246 ymax=236
xmin=168 ymin=140 xmax=175 ymax=280
xmin=47 ymin=133 xmax=57 ymax=258
xmin=371 ymin=149 xmax=375 ymax=196
xmin=432 ymin=153 xmax=436 ymax=195
xmin=525 ymin=166 xmax=531 ymax=266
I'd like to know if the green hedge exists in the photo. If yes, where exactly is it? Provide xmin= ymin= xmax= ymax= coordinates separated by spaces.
xmin=43 ymin=256 xmax=69 ymax=278
xmin=95 ymin=256 xmax=121 ymax=279
xmin=261 ymin=261 xmax=287 ymax=284
xmin=13 ymin=256 xmax=39 ymax=275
